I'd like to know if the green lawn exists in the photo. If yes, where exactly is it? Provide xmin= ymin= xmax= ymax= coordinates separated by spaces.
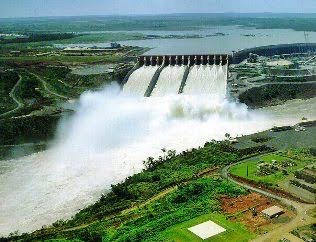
xmin=229 ymin=151 xmax=312 ymax=186
xmin=159 ymin=213 xmax=255 ymax=242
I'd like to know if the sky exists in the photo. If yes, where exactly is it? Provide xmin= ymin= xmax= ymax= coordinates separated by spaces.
xmin=0 ymin=0 xmax=316 ymax=18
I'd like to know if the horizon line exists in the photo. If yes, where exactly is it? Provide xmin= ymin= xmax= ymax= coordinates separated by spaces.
xmin=1 ymin=12 xmax=316 ymax=20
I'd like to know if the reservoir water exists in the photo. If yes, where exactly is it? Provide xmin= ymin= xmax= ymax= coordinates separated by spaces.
xmin=56 ymin=26 xmax=316 ymax=55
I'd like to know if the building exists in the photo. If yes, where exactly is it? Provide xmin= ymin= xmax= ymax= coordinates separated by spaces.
xmin=265 ymin=60 xmax=294 ymax=68
xmin=261 ymin=205 xmax=284 ymax=218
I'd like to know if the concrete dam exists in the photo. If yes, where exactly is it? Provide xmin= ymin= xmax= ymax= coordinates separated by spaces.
xmin=122 ymin=54 xmax=229 ymax=98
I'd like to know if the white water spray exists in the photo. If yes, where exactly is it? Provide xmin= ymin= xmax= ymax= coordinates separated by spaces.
xmin=183 ymin=64 xmax=227 ymax=98
xmin=122 ymin=65 xmax=158 ymax=96
xmin=151 ymin=65 xmax=186 ymax=96
xmin=0 ymin=81 xmax=311 ymax=236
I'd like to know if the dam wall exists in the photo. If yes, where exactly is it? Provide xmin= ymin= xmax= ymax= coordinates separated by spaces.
xmin=122 ymin=43 xmax=316 ymax=96
xmin=123 ymin=54 xmax=229 ymax=97
xmin=138 ymin=54 xmax=229 ymax=66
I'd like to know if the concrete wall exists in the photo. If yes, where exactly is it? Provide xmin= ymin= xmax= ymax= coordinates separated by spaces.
xmin=138 ymin=54 xmax=229 ymax=66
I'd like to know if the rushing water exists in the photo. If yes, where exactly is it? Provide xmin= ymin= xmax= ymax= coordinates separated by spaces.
xmin=1 ymin=83 xmax=315 ymax=235
xmin=151 ymin=65 xmax=186 ymax=96
xmin=1 ymin=24 xmax=316 ymax=236
xmin=122 ymin=65 xmax=158 ymax=96
xmin=126 ymin=63 xmax=227 ymax=97
xmin=183 ymin=64 xmax=227 ymax=98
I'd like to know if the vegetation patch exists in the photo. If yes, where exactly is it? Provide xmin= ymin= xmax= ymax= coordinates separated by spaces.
xmin=14 ymin=178 xmax=249 ymax=242
xmin=3 ymin=141 xmax=273 ymax=241
xmin=0 ymin=33 xmax=76 ymax=44
xmin=0 ymin=114 xmax=61 ymax=145
xmin=239 ymin=83 xmax=316 ymax=108
xmin=230 ymin=149 xmax=316 ymax=196
xmin=230 ymin=149 xmax=313 ymax=186
xmin=250 ymin=135 xmax=272 ymax=143
xmin=291 ymin=224 xmax=316 ymax=242
xmin=0 ymin=70 xmax=19 ymax=114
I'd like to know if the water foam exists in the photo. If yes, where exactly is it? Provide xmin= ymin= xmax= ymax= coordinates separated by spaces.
xmin=184 ymin=64 xmax=227 ymax=98
xmin=122 ymin=65 xmax=158 ymax=96
xmin=151 ymin=65 xmax=186 ymax=96
xmin=0 ymin=82 xmax=306 ymax=236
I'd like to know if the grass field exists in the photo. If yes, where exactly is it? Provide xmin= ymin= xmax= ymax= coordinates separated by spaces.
xmin=159 ymin=213 xmax=255 ymax=242
xmin=229 ymin=150 xmax=314 ymax=186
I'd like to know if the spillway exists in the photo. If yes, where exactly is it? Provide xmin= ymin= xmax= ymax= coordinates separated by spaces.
xmin=183 ymin=64 xmax=228 ymax=98
xmin=151 ymin=65 xmax=186 ymax=96
xmin=122 ymin=65 xmax=158 ymax=96
xmin=122 ymin=55 xmax=229 ymax=97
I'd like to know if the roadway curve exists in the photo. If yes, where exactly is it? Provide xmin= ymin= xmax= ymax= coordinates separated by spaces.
xmin=221 ymin=160 xmax=315 ymax=242
xmin=0 ymin=74 xmax=24 ymax=118
xmin=28 ymin=72 xmax=68 ymax=100
xmin=0 ymin=71 xmax=69 ymax=119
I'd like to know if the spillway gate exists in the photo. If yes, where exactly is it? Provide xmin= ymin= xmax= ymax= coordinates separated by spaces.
xmin=138 ymin=54 xmax=229 ymax=66
xmin=122 ymin=54 xmax=229 ymax=97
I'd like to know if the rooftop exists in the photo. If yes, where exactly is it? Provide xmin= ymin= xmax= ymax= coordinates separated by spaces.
xmin=266 ymin=60 xmax=293 ymax=67
xmin=188 ymin=220 xmax=226 ymax=239
xmin=261 ymin=205 xmax=284 ymax=217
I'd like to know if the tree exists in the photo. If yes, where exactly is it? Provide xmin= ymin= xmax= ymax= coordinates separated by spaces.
xmin=225 ymin=133 xmax=231 ymax=140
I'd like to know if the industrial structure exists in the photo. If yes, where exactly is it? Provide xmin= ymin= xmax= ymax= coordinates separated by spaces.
xmin=122 ymin=43 xmax=316 ymax=98
xmin=122 ymin=54 xmax=229 ymax=97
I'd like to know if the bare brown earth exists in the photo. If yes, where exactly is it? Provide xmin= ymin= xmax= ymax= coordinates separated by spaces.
xmin=220 ymin=193 xmax=295 ymax=233
xmin=222 ymin=158 xmax=316 ymax=242
xmin=221 ymin=193 xmax=276 ymax=214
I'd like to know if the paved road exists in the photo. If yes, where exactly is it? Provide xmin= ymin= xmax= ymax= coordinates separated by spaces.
xmin=221 ymin=160 xmax=315 ymax=242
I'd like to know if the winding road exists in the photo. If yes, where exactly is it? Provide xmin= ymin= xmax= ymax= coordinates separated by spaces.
xmin=0 ymin=74 xmax=24 ymax=118
xmin=28 ymin=72 xmax=69 ymax=100
xmin=0 ymin=71 xmax=69 ymax=119
xmin=221 ymin=160 xmax=315 ymax=242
